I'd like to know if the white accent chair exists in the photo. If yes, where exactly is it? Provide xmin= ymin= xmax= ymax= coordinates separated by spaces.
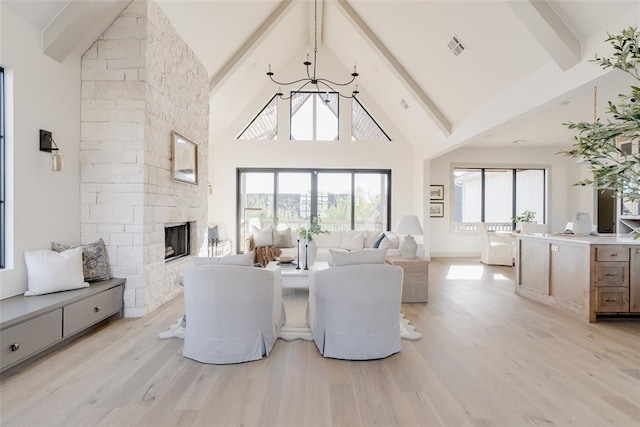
xmin=182 ymin=264 xmax=284 ymax=364
xmin=476 ymin=222 xmax=514 ymax=266
xmin=308 ymin=264 xmax=403 ymax=360
xmin=519 ymin=223 xmax=548 ymax=234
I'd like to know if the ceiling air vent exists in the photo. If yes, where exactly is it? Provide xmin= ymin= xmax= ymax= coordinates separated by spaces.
xmin=447 ymin=35 xmax=466 ymax=57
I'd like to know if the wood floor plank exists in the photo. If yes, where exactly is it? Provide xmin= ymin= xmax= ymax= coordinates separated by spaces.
xmin=1 ymin=257 xmax=639 ymax=427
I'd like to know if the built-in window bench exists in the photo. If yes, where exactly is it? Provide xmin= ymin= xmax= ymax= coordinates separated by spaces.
xmin=0 ymin=278 xmax=125 ymax=374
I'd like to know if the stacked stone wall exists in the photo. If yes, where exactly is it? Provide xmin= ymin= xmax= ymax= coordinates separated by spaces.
xmin=80 ymin=0 xmax=208 ymax=317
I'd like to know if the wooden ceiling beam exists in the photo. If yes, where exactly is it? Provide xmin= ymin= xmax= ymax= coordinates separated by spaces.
xmin=209 ymin=0 xmax=296 ymax=94
xmin=334 ymin=0 xmax=451 ymax=136
xmin=507 ymin=0 xmax=581 ymax=71
xmin=43 ymin=0 xmax=130 ymax=62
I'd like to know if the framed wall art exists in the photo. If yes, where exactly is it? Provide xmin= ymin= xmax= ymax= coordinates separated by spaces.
xmin=172 ymin=131 xmax=198 ymax=185
xmin=430 ymin=202 xmax=444 ymax=218
xmin=429 ymin=185 xmax=444 ymax=200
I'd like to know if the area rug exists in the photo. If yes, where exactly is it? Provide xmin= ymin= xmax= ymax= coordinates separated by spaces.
xmin=158 ymin=289 xmax=421 ymax=341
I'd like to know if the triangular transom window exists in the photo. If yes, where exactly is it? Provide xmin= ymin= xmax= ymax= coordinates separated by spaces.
xmin=238 ymin=95 xmax=278 ymax=140
xmin=352 ymin=97 xmax=390 ymax=141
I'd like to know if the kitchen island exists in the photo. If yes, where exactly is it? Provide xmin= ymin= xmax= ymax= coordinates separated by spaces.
xmin=515 ymin=233 xmax=640 ymax=322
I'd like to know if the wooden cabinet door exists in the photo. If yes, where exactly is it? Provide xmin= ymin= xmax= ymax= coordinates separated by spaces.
xmin=631 ymin=247 xmax=640 ymax=313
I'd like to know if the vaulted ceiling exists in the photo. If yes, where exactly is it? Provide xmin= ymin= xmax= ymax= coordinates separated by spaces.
xmin=5 ymin=0 xmax=640 ymax=159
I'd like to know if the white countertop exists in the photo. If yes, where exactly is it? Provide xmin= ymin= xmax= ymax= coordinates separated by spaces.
xmin=516 ymin=233 xmax=640 ymax=245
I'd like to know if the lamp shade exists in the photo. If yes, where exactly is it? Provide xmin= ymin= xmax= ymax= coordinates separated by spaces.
xmin=395 ymin=215 xmax=423 ymax=236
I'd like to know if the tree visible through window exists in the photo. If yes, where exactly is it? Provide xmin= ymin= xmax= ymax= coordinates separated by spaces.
xmin=237 ymin=168 xmax=391 ymax=251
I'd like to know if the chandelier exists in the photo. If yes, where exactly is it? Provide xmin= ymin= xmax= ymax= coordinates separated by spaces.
xmin=266 ymin=0 xmax=359 ymax=101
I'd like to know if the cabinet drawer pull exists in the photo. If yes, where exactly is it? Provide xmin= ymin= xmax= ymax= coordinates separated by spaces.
xmin=605 ymin=273 xmax=617 ymax=277
xmin=10 ymin=343 xmax=20 ymax=352
xmin=94 ymin=306 xmax=101 ymax=313
xmin=604 ymin=298 xmax=618 ymax=302
xmin=610 ymin=253 xmax=618 ymax=257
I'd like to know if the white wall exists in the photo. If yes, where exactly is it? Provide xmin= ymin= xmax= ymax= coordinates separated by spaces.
xmin=428 ymin=146 xmax=592 ymax=257
xmin=208 ymin=138 xmax=418 ymax=251
xmin=0 ymin=6 xmax=82 ymax=298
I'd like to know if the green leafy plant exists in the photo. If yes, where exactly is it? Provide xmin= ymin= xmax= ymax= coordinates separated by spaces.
xmin=298 ymin=217 xmax=329 ymax=242
xmin=512 ymin=210 xmax=536 ymax=224
xmin=561 ymin=26 xmax=640 ymax=237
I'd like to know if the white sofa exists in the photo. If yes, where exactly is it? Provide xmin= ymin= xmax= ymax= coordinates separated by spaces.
xmin=247 ymin=228 xmax=424 ymax=263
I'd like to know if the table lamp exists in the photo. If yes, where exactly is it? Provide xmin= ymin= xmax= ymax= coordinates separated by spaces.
xmin=395 ymin=215 xmax=423 ymax=258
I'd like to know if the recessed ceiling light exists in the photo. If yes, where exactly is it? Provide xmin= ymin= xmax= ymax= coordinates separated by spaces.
xmin=559 ymin=100 xmax=570 ymax=106
xmin=511 ymin=139 xmax=525 ymax=144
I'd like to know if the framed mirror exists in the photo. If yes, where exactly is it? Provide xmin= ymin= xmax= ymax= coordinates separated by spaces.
xmin=172 ymin=131 xmax=198 ymax=185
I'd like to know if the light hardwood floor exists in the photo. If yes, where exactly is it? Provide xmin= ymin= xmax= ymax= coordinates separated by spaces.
xmin=1 ymin=258 xmax=639 ymax=427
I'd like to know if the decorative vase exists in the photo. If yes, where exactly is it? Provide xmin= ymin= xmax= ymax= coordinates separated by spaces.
xmin=305 ymin=240 xmax=318 ymax=267
xmin=573 ymin=212 xmax=592 ymax=235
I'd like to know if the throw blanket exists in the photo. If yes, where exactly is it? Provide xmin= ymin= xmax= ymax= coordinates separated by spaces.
xmin=249 ymin=236 xmax=282 ymax=266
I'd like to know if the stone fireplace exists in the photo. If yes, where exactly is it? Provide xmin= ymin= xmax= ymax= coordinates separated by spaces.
xmin=79 ymin=0 xmax=209 ymax=317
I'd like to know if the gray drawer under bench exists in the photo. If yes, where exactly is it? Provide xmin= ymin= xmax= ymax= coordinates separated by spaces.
xmin=0 ymin=278 xmax=125 ymax=374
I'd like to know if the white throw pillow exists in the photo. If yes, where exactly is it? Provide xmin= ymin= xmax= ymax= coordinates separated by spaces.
xmin=340 ymin=231 xmax=364 ymax=250
xmin=379 ymin=232 xmax=400 ymax=250
xmin=192 ymin=252 xmax=254 ymax=266
xmin=314 ymin=231 xmax=342 ymax=248
xmin=363 ymin=230 xmax=380 ymax=248
xmin=273 ymin=228 xmax=292 ymax=248
xmin=251 ymin=225 xmax=273 ymax=247
xmin=24 ymin=247 xmax=89 ymax=296
xmin=329 ymin=248 xmax=388 ymax=266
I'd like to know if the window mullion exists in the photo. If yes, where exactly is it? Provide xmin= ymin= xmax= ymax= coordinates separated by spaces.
xmin=273 ymin=172 xmax=279 ymax=227
xmin=312 ymin=95 xmax=317 ymax=141
xmin=512 ymin=169 xmax=517 ymax=230
xmin=481 ymin=168 xmax=486 ymax=223
xmin=310 ymin=170 xmax=318 ymax=222
xmin=350 ymin=173 xmax=355 ymax=229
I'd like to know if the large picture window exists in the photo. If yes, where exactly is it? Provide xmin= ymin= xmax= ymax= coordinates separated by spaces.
xmin=237 ymin=168 xmax=391 ymax=252
xmin=453 ymin=167 xmax=546 ymax=232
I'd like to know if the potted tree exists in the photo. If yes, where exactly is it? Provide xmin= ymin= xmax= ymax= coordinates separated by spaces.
xmin=561 ymin=26 xmax=640 ymax=238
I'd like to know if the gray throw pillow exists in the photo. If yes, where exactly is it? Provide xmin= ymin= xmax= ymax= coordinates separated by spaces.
xmin=373 ymin=232 xmax=386 ymax=248
xmin=52 ymin=238 xmax=112 ymax=282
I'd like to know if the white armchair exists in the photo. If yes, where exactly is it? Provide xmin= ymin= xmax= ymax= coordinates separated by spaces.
xmin=308 ymin=264 xmax=403 ymax=360
xmin=182 ymin=264 xmax=284 ymax=364
xmin=476 ymin=222 xmax=514 ymax=266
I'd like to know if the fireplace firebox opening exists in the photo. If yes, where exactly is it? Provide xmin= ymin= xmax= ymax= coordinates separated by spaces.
xmin=165 ymin=222 xmax=190 ymax=262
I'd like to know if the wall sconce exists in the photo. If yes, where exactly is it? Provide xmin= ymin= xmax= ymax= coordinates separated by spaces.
xmin=39 ymin=129 xmax=63 ymax=172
